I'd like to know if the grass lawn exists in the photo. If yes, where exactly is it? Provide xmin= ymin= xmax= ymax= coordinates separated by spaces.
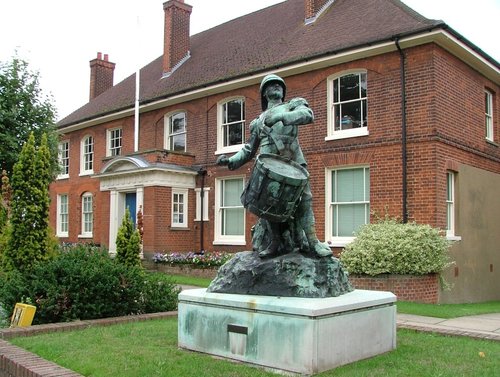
xmin=10 ymin=318 xmax=500 ymax=377
xmin=166 ymin=273 xmax=213 ymax=288
xmin=397 ymin=300 xmax=500 ymax=319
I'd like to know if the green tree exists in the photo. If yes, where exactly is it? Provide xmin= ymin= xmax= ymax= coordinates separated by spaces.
xmin=116 ymin=208 xmax=142 ymax=268
xmin=0 ymin=55 xmax=59 ymax=177
xmin=3 ymin=133 xmax=56 ymax=271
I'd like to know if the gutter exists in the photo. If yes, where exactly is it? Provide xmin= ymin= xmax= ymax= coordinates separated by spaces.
xmin=395 ymin=38 xmax=408 ymax=223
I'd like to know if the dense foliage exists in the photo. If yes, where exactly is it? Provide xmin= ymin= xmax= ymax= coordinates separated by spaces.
xmin=0 ymin=56 xmax=59 ymax=176
xmin=0 ymin=245 xmax=179 ymax=325
xmin=340 ymin=218 xmax=452 ymax=276
xmin=116 ymin=208 xmax=142 ymax=268
xmin=2 ymin=133 xmax=57 ymax=271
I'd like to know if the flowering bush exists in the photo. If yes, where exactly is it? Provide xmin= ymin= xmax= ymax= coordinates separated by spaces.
xmin=152 ymin=251 xmax=233 ymax=268
xmin=340 ymin=218 xmax=452 ymax=276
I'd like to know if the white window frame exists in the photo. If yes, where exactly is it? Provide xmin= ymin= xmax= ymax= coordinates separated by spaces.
xmin=326 ymin=70 xmax=368 ymax=141
xmin=56 ymin=194 xmax=69 ymax=237
xmin=171 ymin=188 xmax=188 ymax=228
xmin=214 ymin=177 xmax=246 ymax=245
xmin=107 ymin=128 xmax=122 ymax=157
xmin=325 ymin=166 xmax=370 ymax=247
xmin=164 ymin=111 xmax=187 ymax=152
xmin=80 ymin=135 xmax=94 ymax=175
xmin=446 ymin=171 xmax=461 ymax=240
xmin=215 ymin=97 xmax=246 ymax=155
xmin=80 ymin=192 xmax=93 ymax=238
xmin=57 ymin=140 xmax=70 ymax=179
xmin=195 ymin=187 xmax=210 ymax=221
xmin=485 ymin=90 xmax=494 ymax=142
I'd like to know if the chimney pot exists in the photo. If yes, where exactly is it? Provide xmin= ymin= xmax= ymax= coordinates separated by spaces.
xmin=163 ymin=0 xmax=192 ymax=75
xmin=305 ymin=0 xmax=333 ymax=24
xmin=89 ymin=52 xmax=116 ymax=100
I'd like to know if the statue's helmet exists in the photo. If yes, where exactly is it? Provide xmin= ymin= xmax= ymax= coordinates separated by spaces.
xmin=260 ymin=74 xmax=286 ymax=110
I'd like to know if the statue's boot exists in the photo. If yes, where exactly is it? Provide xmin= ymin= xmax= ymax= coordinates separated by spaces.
xmin=259 ymin=236 xmax=279 ymax=258
xmin=299 ymin=199 xmax=332 ymax=257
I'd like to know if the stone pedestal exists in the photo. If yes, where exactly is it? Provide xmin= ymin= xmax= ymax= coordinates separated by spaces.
xmin=178 ymin=289 xmax=396 ymax=375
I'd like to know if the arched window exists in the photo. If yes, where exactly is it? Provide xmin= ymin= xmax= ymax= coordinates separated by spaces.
xmin=164 ymin=111 xmax=187 ymax=152
xmin=216 ymin=97 xmax=245 ymax=154
xmin=327 ymin=70 xmax=368 ymax=140
xmin=80 ymin=135 xmax=94 ymax=174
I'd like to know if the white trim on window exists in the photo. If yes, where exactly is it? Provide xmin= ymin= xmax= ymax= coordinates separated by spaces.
xmin=485 ymin=90 xmax=494 ymax=142
xmin=80 ymin=135 xmax=94 ymax=176
xmin=57 ymin=140 xmax=70 ymax=179
xmin=446 ymin=171 xmax=461 ymax=241
xmin=56 ymin=194 xmax=69 ymax=237
xmin=171 ymin=188 xmax=188 ymax=228
xmin=325 ymin=166 xmax=370 ymax=246
xmin=214 ymin=176 xmax=246 ymax=245
xmin=164 ymin=111 xmax=187 ymax=152
xmin=107 ymin=128 xmax=122 ymax=157
xmin=80 ymin=192 xmax=93 ymax=238
xmin=195 ymin=187 xmax=210 ymax=221
xmin=215 ymin=97 xmax=246 ymax=155
xmin=326 ymin=70 xmax=368 ymax=141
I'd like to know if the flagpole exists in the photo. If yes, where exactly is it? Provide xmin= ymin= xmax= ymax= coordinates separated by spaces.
xmin=134 ymin=15 xmax=140 ymax=152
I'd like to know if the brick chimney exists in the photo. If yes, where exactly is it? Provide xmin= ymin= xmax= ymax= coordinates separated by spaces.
xmin=89 ymin=52 xmax=115 ymax=100
xmin=163 ymin=0 xmax=192 ymax=77
xmin=305 ymin=0 xmax=334 ymax=24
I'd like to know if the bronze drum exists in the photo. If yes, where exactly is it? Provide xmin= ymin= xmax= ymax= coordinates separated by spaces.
xmin=242 ymin=153 xmax=309 ymax=222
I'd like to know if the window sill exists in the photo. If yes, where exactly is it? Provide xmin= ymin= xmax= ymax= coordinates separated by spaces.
xmin=328 ymin=237 xmax=355 ymax=248
xmin=213 ymin=239 xmax=246 ymax=246
xmin=325 ymin=128 xmax=369 ymax=141
xmin=78 ymin=234 xmax=93 ymax=239
xmin=486 ymin=139 xmax=498 ymax=147
xmin=79 ymin=171 xmax=94 ymax=177
xmin=446 ymin=235 xmax=462 ymax=241
xmin=215 ymin=144 xmax=244 ymax=155
xmin=56 ymin=233 xmax=69 ymax=238
xmin=56 ymin=174 xmax=69 ymax=180
xmin=170 ymin=226 xmax=189 ymax=230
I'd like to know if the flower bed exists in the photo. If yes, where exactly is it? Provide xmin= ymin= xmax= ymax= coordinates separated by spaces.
xmin=152 ymin=251 xmax=233 ymax=268
xmin=145 ymin=251 xmax=233 ymax=279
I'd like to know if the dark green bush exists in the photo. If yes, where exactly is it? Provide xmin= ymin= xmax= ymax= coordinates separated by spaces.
xmin=0 ymin=244 xmax=179 ymax=325
xmin=141 ymin=272 xmax=179 ymax=313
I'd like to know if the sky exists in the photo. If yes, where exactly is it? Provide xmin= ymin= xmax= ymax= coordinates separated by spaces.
xmin=1 ymin=0 xmax=499 ymax=121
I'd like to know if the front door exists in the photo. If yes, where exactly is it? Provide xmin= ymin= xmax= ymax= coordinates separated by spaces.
xmin=125 ymin=192 xmax=137 ymax=227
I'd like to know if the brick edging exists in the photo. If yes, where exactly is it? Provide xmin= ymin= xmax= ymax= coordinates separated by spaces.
xmin=0 ymin=312 xmax=177 ymax=377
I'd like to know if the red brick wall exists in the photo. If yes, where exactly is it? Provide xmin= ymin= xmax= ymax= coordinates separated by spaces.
xmin=349 ymin=274 xmax=439 ymax=304
xmin=51 ymin=43 xmax=499 ymax=259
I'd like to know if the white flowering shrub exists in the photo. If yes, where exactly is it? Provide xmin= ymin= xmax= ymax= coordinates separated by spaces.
xmin=340 ymin=218 xmax=452 ymax=276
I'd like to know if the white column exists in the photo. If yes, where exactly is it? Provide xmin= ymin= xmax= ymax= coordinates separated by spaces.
xmin=108 ymin=190 xmax=118 ymax=255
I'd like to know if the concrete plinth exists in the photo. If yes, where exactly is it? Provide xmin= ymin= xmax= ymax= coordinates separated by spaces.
xmin=178 ymin=289 xmax=396 ymax=375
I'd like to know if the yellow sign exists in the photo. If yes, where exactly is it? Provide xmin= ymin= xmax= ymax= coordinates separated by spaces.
xmin=10 ymin=303 xmax=36 ymax=327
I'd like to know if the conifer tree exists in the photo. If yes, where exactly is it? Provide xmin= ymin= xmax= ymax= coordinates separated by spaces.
xmin=3 ymin=132 xmax=55 ymax=271
xmin=115 ymin=208 xmax=142 ymax=268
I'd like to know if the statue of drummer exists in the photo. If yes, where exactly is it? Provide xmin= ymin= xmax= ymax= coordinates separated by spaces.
xmin=217 ymin=74 xmax=332 ymax=258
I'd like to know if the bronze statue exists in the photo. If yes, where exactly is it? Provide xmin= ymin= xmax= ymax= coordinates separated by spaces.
xmin=217 ymin=74 xmax=331 ymax=258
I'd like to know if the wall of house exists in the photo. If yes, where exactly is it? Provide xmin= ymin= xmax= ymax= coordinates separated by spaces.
xmin=50 ymin=42 xmax=499 ymax=302
xmin=439 ymin=164 xmax=500 ymax=303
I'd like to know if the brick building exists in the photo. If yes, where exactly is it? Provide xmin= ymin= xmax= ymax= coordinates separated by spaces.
xmin=52 ymin=0 xmax=500 ymax=303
